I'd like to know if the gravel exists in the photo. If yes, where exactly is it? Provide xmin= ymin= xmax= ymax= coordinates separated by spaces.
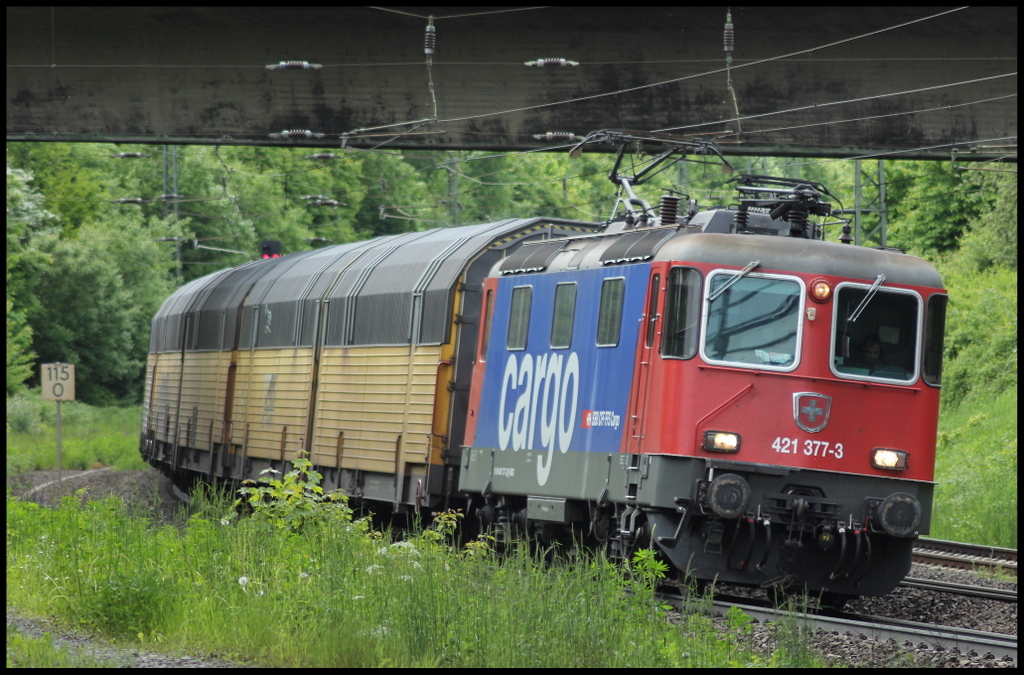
xmin=709 ymin=563 xmax=1017 ymax=668
xmin=7 ymin=468 xmax=183 ymax=523
xmin=6 ymin=609 xmax=255 ymax=668
xmin=7 ymin=469 xmax=1018 ymax=668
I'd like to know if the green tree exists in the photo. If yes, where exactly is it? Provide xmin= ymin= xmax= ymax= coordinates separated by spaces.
xmin=23 ymin=214 xmax=177 ymax=404
xmin=6 ymin=143 xmax=108 ymax=232
xmin=934 ymin=170 xmax=1017 ymax=408
xmin=6 ymin=164 xmax=59 ymax=394
xmin=350 ymin=150 xmax=441 ymax=235
xmin=6 ymin=274 xmax=35 ymax=395
xmin=883 ymin=161 xmax=991 ymax=256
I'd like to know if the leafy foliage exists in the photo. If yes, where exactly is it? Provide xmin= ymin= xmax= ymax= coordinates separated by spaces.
xmin=20 ymin=215 xmax=176 ymax=404
xmin=883 ymin=160 xmax=993 ymax=256
xmin=933 ymin=171 xmax=1017 ymax=408
xmin=233 ymin=451 xmax=356 ymax=534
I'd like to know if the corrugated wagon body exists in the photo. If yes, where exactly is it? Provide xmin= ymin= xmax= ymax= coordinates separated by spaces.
xmin=140 ymin=218 xmax=602 ymax=508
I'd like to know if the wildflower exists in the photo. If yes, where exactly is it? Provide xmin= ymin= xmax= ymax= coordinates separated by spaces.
xmin=390 ymin=541 xmax=420 ymax=556
xmin=238 ymin=576 xmax=249 ymax=586
xmin=370 ymin=625 xmax=390 ymax=638
xmin=257 ymin=589 xmax=265 ymax=597
xmin=299 ymin=572 xmax=310 ymax=579
xmin=220 ymin=518 xmax=230 ymax=526
xmin=365 ymin=565 xmax=381 ymax=575
xmin=353 ymin=595 xmax=365 ymax=600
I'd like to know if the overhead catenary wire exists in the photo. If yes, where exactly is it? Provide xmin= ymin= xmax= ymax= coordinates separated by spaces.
xmin=422 ymin=7 xmax=972 ymax=128
xmin=322 ymin=7 xmax=979 ymax=142
xmin=661 ymin=73 xmax=1017 ymax=136
xmin=709 ymin=94 xmax=1017 ymax=142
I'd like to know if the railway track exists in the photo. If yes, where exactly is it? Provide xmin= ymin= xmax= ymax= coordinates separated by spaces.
xmin=659 ymin=591 xmax=1017 ymax=663
xmin=709 ymin=596 xmax=1018 ymax=663
xmin=913 ymin=537 xmax=1017 ymax=575
xmin=901 ymin=576 xmax=1017 ymax=603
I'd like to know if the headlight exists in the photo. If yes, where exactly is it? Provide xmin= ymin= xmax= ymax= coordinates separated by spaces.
xmin=871 ymin=447 xmax=909 ymax=470
xmin=809 ymin=278 xmax=832 ymax=303
xmin=703 ymin=431 xmax=740 ymax=453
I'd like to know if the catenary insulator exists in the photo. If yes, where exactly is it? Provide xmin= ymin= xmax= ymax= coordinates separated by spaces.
xmin=425 ymin=23 xmax=436 ymax=56
xmin=269 ymin=130 xmax=325 ymax=139
xmin=525 ymin=58 xmax=580 ymax=67
xmin=724 ymin=23 xmax=734 ymax=53
xmin=533 ymin=132 xmax=581 ymax=142
xmin=266 ymin=61 xmax=322 ymax=70
xmin=659 ymin=195 xmax=681 ymax=227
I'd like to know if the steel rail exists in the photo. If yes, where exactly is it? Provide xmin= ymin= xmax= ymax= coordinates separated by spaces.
xmin=700 ymin=595 xmax=1018 ymax=663
xmin=901 ymin=576 xmax=1017 ymax=603
xmin=913 ymin=537 xmax=1017 ymax=575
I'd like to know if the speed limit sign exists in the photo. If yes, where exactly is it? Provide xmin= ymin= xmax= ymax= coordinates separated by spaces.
xmin=42 ymin=363 xmax=75 ymax=401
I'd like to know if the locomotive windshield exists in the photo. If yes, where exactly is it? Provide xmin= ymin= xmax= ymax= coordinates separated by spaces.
xmin=831 ymin=283 xmax=921 ymax=383
xmin=702 ymin=273 xmax=802 ymax=370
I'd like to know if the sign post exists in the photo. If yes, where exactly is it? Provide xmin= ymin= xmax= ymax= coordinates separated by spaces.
xmin=41 ymin=363 xmax=76 ymax=487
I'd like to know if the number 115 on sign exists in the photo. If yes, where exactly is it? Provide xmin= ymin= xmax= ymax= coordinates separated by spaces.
xmin=42 ymin=363 xmax=75 ymax=401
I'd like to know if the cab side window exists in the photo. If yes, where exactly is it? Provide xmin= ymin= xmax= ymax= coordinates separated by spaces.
xmin=596 ymin=277 xmax=624 ymax=347
xmin=507 ymin=286 xmax=532 ymax=350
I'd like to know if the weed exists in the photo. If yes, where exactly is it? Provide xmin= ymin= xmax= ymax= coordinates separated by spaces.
xmin=231 ymin=450 xmax=356 ymax=534
xmin=6 ymin=394 xmax=41 ymax=434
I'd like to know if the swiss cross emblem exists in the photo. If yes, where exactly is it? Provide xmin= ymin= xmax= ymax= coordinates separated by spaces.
xmin=793 ymin=392 xmax=832 ymax=433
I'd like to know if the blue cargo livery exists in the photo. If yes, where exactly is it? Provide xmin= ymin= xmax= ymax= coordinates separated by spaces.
xmin=473 ymin=264 xmax=650 ymax=485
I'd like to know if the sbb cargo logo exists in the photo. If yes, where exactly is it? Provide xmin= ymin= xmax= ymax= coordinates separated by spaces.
xmin=582 ymin=410 xmax=621 ymax=429
xmin=497 ymin=352 xmax=580 ymax=486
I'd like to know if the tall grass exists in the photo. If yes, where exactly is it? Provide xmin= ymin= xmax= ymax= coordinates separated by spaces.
xmin=932 ymin=384 xmax=1017 ymax=548
xmin=6 ymin=392 xmax=147 ymax=474
xmin=6 ymin=482 xmax=821 ymax=668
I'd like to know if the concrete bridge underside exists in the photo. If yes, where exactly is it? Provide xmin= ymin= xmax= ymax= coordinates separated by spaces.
xmin=6 ymin=6 xmax=1017 ymax=160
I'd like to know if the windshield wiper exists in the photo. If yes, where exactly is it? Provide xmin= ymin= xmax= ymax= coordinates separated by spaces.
xmin=847 ymin=274 xmax=886 ymax=322
xmin=708 ymin=260 xmax=761 ymax=303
